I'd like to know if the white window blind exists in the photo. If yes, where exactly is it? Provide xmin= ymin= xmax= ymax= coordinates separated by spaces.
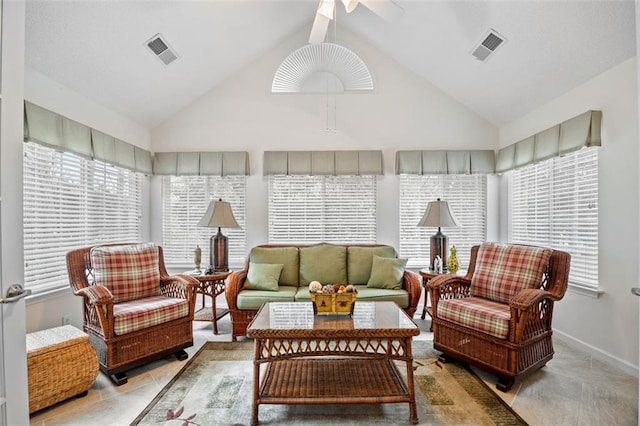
xmin=23 ymin=141 xmax=143 ymax=295
xmin=399 ymin=174 xmax=487 ymax=269
xmin=162 ymin=176 xmax=246 ymax=267
xmin=268 ymin=175 xmax=377 ymax=244
xmin=509 ymin=147 xmax=599 ymax=288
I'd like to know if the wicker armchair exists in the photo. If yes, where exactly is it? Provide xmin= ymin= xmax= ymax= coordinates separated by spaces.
xmin=66 ymin=243 xmax=199 ymax=385
xmin=428 ymin=242 xmax=570 ymax=391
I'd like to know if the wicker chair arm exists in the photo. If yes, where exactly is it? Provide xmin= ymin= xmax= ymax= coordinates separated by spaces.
xmin=74 ymin=285 xmax=114 ymax=305
xmin=510 ymin=288 xmax=560 ymax=310
xmin=427 ymin=274 xmax=472 ymax=297
xmin=403 ymin=270 xmax=421 ymax=310
xmin=225 ymin=270 xmax=248 ymax=310
xmin=427 ymin=275 xmax=471 ymax=318
xmin=160 ymin=274 xmax=199 ymax=300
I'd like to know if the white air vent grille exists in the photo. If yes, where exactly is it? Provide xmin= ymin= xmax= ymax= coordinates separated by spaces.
xmin=471 ymin=29 xmax=506 ymax=62
xmin=145 ymin=34 xmax=178 ymax=66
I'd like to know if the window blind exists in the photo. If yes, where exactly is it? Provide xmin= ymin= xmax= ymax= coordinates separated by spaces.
xmin=23 ymin=141 xmax=143 ymax=295
xmin=161 ymin=176 xmax=246 ymax=267
xmin=268 ymin=175 xmax=377 ymax=244
xmin=509 ymin=147 xmax=599 ymax=288
xmin=399 ymin=174 xmax=487 ymax=269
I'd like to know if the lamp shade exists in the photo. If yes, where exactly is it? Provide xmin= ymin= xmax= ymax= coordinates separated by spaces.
xmin=197 ymin=199 xmax=240 ymax=229
xmin=417 ymin=198 xmax=459 ymax=228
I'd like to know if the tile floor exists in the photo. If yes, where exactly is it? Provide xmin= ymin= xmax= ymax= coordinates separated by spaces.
xmin=29 ymin=301 xmax=638 ymax=426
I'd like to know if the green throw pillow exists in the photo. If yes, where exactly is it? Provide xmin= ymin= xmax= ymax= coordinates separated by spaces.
xmin=243 ymin=263 xmax=284 ymax=291
xmin=366 ymin=255 xmax=407 ymax=290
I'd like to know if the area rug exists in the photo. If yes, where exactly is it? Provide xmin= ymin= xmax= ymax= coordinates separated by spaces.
xmin=132 ymin=341 xmax=527 ymax=426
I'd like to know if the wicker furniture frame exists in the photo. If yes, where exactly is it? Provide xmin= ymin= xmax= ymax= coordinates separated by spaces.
xmin=226 ymin=243 xmax=421 ymax=341
xmin=428 ymin=244 xmax=570 ymax=391
xmin=192 ymin=272 xmax=231 ymax=334
xmin=66 ymin=243 xmax=199 ymax=385
xmin=246 ymin=301 xmax=420 ymax=426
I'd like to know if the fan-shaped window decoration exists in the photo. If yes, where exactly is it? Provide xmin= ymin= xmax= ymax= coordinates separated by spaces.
xmin=272 ymin=43 xmax=374 ymax=93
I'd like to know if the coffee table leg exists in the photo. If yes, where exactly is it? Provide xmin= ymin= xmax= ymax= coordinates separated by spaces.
xmin=406 ymin=339 xmax=418 ymax=424
xmin=252 ymin=340 xmax=260 ymax=426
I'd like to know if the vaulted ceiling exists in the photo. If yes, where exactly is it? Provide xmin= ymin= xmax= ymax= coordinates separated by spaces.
xmin=25 ymin=1 xmax=636 ymax=129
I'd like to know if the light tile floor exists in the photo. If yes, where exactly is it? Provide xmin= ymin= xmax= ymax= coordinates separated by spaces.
xmin=29 ymin=301 xmax=638 ymax=426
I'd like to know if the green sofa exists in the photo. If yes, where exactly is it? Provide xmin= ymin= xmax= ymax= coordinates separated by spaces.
xmin=225 ymin=243 xmax=421 ymax=341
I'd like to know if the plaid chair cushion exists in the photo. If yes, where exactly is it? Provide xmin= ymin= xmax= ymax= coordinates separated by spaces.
xmin=113 ymin=296 xmax=189 ymax=335
xmin=471 ymin=243 xmax=552 ymax=304
xmin=438 ymin=296 xmax=511 ymax=339
xmin=91 ymin=243 xmax=161 ymax=303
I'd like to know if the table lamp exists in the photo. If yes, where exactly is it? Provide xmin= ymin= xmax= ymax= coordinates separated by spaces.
xmin=197 ymin=198 xmax=240 ymax=273
xmin=417 ymin=198 xmax=459 ymax=272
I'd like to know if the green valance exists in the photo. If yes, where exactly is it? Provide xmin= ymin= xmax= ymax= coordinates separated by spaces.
xmin=263 ymin=151 xmax=383 ymax=176
xmin=395 ymin=150 xmax=495 ymax=175
xmin=152 ymin=151 xmax=249 ymax=176
xmin=496 ymin=110 xmax=602 ymax=173
xmin=23 ymin=101 xmax=153 ymax=174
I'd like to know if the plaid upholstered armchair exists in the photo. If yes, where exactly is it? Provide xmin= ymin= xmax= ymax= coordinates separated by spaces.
xmin=428 ymin=242 xmax=570 ymax=391
xmin=66 ymin=243 xmax=198 ymax=385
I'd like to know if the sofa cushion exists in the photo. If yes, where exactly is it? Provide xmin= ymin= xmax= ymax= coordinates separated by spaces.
xmin=244 ymin=263 xmax=284 ymax=291
xmin=249 ymin=247 xmax=299 ymax=286
xmin=236 ymin=286 xmax=298 ymax=310
xmin=91 ymin=243 xmax=160 ymax=303
xmin=366 ymin=255 xmax=407 ymax=290
xmin=437 ymin=296 xmax=511 ymax=339
xmin=350 ymin=286 xmax=409 ymax=308
xmin=347 ymin=246 xmax=396 ymax=285
xmin=299 ymin=244 xmax=347 ymax=286
xmin=471 ymin=243 xmax=552 ymax=304
xmin=112 ymin=295 xmax=188 ymax=335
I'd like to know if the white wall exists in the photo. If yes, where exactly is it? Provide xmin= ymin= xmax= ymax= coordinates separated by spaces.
xmin=499 ymin=57 xmax=639 ymax=374
xmin=150 ymin=27 xmax=499 ymax=252
xmin=23 ymin=68 xmax=153 ymax=333
xmin=24 ymin=68 xmax=150 ymax=150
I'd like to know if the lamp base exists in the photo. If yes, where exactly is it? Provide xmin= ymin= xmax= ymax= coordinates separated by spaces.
xmin=430 ymin=229 xmax=449 ymax=272
xmin=210 ymin=228 xmax=229 ymax=273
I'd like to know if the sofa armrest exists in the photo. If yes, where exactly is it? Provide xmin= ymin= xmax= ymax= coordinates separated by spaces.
xmin=225 ymin=270 xmax=248 ymax=310
xmin=74 ymin=284 xmax=114 ymax=305
xmin=402 ymin=271 xmax=421 ymax=315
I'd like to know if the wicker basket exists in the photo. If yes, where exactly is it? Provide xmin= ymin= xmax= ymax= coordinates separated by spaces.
xmin=26 ymin=325 xmax=99 ymax=413
xmin=310 ymin=292 xmax=357 ymax=315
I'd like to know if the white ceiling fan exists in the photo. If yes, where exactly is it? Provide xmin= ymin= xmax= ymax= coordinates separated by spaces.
xmin=309 ymin=0 xmax=404 ymax=44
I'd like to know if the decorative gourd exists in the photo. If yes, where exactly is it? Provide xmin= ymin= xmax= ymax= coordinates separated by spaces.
xmin=447 ymin=245 xmax=460 ymax=273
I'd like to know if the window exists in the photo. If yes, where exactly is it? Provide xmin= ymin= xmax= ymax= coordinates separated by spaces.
xmin=268 ymin=175 xmax=376 ymax=243
xmin=509 ymin=148 xmax=599 ymax=289
xmin=162 ymin=176 xmax=246 ymax=267
xmin=23 ymin=141 xmax=143 ymax=295
xmin=399 ymin=174 xmax=487 ymax=269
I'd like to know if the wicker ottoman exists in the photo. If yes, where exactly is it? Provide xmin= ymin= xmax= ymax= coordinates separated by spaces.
xmin=26 ymin=325 xmax=99 ymax=413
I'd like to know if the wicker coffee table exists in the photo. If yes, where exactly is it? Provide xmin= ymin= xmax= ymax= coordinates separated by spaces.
xmin=246 ymin=301 xmax=420 ymax=425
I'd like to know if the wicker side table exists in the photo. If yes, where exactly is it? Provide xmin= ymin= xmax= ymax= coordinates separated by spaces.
xmin=26 ymin=325 xmax=99 ymax=413
xmin=190 ymin=271 xmax=232 ymax=334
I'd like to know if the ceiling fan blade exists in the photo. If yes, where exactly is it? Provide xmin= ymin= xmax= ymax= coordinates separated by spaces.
xmin=341 ymin=0 xmax=360 ymax=13
xmin=359 ymin=0 xmax=404 ymax=22
xmin=309 ymin=0 xmax=335 ymax=44
xmin=309 ymin=13 xmax=331 ymax=44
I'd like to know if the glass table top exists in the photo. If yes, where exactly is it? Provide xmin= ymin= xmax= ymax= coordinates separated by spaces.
xmin=248 ymin=301 xmax=418 ymax=332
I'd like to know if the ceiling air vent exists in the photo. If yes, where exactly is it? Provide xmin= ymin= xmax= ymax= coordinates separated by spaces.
xmin=471 ymin=29 xmax=506 ymax=62
xmin=145 ymin=34 xmax=178 ymax=66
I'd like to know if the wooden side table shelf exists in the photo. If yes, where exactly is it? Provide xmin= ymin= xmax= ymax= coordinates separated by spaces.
xmin=189 ymin=271 xmax=231 ymax=334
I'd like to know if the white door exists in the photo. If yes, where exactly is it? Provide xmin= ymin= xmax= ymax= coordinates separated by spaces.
xmin=0 ymin=0 xmax=30 ymax=424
